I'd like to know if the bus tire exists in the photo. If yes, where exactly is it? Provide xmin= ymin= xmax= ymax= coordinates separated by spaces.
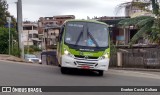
xmin=61 ymin=67 xmax=67 ymax=74
xmin=58 ymin=64 xmax=61 ymax=67
xmin=98 ymin=70 xmax=104 ymax=76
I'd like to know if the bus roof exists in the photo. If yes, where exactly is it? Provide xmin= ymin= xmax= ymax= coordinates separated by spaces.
xmin=64 ymin=19 xmax=108 ymax=26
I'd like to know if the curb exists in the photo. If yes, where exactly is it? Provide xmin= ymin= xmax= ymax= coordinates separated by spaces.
xmin=6 ymin=59 xmax=24 ymax=62
xmin=111 ymin=67 xmax=160 ymax=72
xmin=0 ymin=59 xmax=39 ymax=64
xmin=0 ymin=59 xmax=25 ymax=62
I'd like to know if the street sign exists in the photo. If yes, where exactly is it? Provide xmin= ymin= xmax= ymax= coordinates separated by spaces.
xmin=6 ymin=17 xmax=11 ymax=22
xmin=4 ymin=23 xmax=14 ymax=28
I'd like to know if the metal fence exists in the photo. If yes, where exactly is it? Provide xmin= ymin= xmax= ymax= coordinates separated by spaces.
xmin=109 ymin=49 xmax=160 ymax=68
xmin=41 ymin=51 xmax=58 ymax=66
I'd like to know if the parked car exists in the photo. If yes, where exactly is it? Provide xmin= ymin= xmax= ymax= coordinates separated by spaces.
xmin=24 ymin=54 xmax=42 ymax=64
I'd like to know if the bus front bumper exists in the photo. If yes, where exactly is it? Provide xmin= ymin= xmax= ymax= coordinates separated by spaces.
xmin=61 ymin=55 xmax=109 ymax=71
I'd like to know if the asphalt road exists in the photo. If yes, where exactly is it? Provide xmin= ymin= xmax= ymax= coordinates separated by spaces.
xmin=0 ymin=60 xmax=160 ymax=95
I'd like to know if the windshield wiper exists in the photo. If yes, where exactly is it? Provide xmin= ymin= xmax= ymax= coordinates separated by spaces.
xmin=75 ymin=27 xmax=84 ymax=45
xmin=87 ymin=28 xmax=99 ymax=47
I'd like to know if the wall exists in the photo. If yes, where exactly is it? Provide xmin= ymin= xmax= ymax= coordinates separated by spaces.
xmin=110 ymin=48 xmax=160 ymax=68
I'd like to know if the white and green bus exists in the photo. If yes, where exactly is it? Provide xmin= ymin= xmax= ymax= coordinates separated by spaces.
xmin=56 ymin=20 xmax=110 ymax=76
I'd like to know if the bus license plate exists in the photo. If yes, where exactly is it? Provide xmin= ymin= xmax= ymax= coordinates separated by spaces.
xmin=81 ymin=66 xmax=90 ymax=69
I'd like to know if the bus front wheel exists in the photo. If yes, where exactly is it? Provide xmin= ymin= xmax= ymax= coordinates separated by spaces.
xmin=61 ymin=67 xmax=68 ymax=74
xmin=98 ymin=70 xmax=104 ymax=76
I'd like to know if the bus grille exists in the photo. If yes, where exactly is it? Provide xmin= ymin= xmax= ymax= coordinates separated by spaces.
xmin=74 ymin=55 xmax=98 ymax=59
xmin=75 ymin=61 xmax=97 ymax=68
xmin=74 ymin=55 xmax=98 ymax=61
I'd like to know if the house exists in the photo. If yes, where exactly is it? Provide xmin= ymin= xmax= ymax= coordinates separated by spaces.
xmin=95 ymin=16 xmax=130 ymax=45
xmin=38 ymin=15 xmax=75 ymax=34
xmin=122 ymin=0 xmax=155 ymax=47
xmin=53 ymin=15 xmax=75 ymax=25
xmin=38 ymin=15 xmax=75 ymax=50
xmin=42 ymin=24 xmax=60 ymax=50
xmin=125 ymin=0 xmax=152 ymax=18
xmin=23 ymin=22 xmax=42 ymax=48
xmin=95 ymin=0 xmax=155 ymax=47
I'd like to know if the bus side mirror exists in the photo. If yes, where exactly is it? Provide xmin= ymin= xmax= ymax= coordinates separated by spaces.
xmin=56 ymin=28 xmax=61 ymax=42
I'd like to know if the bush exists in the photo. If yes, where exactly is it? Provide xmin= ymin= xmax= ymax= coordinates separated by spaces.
xmin=0 ymin=27 xmax=19 ymax=56
xmin=30 ymin=45 xmax=41 ymax=51
xmin=110 ymin=41 xmax=117 ymax=55
xmin=24 ymin=45 xmax=42 ymax=54
xmin=11 ymin=43 xmax=21 ymax=57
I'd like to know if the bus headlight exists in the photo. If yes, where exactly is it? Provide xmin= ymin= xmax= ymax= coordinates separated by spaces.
xmin=104 ymin=53 xmax=109 ymax=58
xmin=64 ymin=49 xmax=69 ymax=55
xmin=98 ymin=53 xmax=109 ymax=60
xmin=64 ymin=49 xmax=74 ymax=58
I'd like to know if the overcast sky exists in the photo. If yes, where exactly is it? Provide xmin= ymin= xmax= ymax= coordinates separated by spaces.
xmin=6 ymin=0 xmax=131 ymax=21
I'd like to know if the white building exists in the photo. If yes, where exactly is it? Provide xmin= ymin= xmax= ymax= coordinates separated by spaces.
xmin=125 ymin=0 xmax=152 ymax=18
xmin=22 ymin=22 xmax=42 ymax=48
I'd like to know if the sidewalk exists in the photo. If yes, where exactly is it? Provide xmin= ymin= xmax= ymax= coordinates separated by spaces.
xmin=111 ymin=67 xmax=160 ymax=72
xmin=0 ymin=54 xmax=24 ymax=62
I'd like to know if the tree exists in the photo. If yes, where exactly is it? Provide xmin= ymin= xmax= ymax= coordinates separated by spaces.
xmin=0 ymin=0 xmax=8 ymax=26
xmin=117 ymin=0 xmax=160 ymax=44
xmin=0 ymin=0 xmax=19 ymax=56
xmin=0 ymin=27 xmax=18 ymax=54
xmin=119 ymin=16 xmax=156 ymax=43
xmin=0 ymin=0 xmax=16 ymax=27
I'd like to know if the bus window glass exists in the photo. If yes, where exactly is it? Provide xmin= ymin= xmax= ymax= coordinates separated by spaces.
xmin=65 ymin=22 xmax=85 ymax=45
xmin=65 ymin=21 xmax=108 ymax=47
xmin=87 ymin=23 xmax=108 ymax=47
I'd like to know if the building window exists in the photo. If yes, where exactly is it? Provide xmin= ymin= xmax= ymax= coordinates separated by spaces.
xmin=33 ymin=34 xmax=38 ymax=38
xmin=33 ymin=26 xmax=38 ymax=30
xmin=28 ymin=34 xmax=32 ymax=38
xmin=23 ymin=26 xmax=32 ymax=30
xmin=60 ymin=21 xmax=63 ymax=24
xmin=51 ymin=32 xmax=56 ymax=35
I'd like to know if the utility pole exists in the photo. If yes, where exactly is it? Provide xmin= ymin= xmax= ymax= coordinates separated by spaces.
xmin=6 ymin=17 xmax=11 ymax=55
xmin=43 ymin=29 xmax=46 ymax=50
xmin=12 ymin=34 xmax=13 ymax=52
xmin=27 ymin=30 xmax=29 ymax=54
xmin=17 ymin=0 xmax=24 ymax=59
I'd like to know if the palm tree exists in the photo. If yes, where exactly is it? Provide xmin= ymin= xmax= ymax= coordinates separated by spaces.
xmin=117 ymin=0 xmax=160 ymax=44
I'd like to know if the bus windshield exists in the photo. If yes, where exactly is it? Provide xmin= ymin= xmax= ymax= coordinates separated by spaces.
xmin=65 ymin=21 xmax=109 ymax=47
